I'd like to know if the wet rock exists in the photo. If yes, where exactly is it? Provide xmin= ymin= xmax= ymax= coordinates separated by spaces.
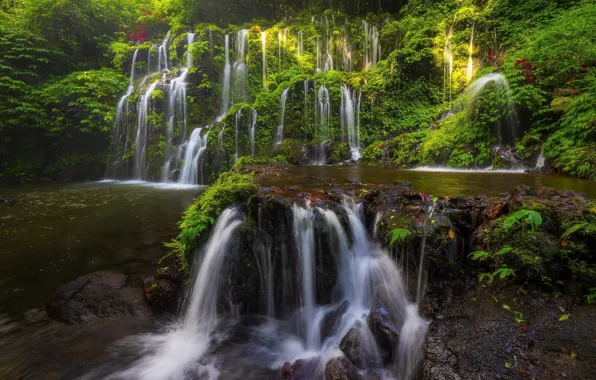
xmin=284 ymin=185 xmax=300 ymax=191
xmin=0 ymin=196 xmax=14 ymax=206
xmin=281 ymin=357 xmax=321 ymax=380
xmin=339 ymin=327 xmax=384 ymax=368
xmin=320 ymin=300 xmax=350 ymax=342
xmin=46 ymin=271 xmax=149 ymax=324
xmin=367 ymin=294 xmax=400 ymax=360
xmin=156 ymin=266 xmax=182 ymax=284
xmin=324 ymin=357 xmax=362 ymax=380
xmin=493 ymin=145 xmax=522 ymax=168
xmin=143 ymin=278 xmax=179 ymax=313
xmin=23 ymin=308 xmax=49 ymax=325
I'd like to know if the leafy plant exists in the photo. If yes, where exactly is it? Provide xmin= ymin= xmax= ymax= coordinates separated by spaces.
xmin=503 ymin=210 xmax=543 ymax=232
xmin=389 ymin=228 xmax=411 ymax=246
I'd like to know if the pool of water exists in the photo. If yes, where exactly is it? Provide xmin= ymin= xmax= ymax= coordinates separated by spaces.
xmin=0 ymin=181 xmax=200 ymax=317
xmin=267 ymin=166 xmax=596 ymax=199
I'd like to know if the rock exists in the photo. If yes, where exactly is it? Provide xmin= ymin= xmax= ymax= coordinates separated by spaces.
xmin=281 ymin=357 xmax=321 ymax=380
xmin=493 ymin=145 xmax=522 ymax=168
xmin=46 ymin=271 xmax=149 ymax=324
xmin=367 ymin=293 xmax=400 ymax=360
xmin=339 ymin=327 xmax=384 ymax=368
xmin=143 ymin=278 xmax=179 ymax=312
xmin=325 ymin=357 xmax=362 ymax=380
xmin=320 ymin=300 xmax=350 ymax=342
xmin=156 ymin=266 xmax=182 ymax=284
xmin=0 ymin=196 xmax=14 ymax=206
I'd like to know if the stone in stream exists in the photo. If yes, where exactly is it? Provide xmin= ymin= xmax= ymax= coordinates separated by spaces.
xmin=324 ymin=357 xmax=362 ymax=380
xmin=367 ymin=293 xmax=400 ymax=361
xmin=281 ymin=357 xmax=321 ymax=380
xmin=320 ymin=300 xmax=350 ymax=342
xmin=46 ymin=271 xmax=149 ymax=324
xmin=339 ymin=326 xmax=384 ymax=368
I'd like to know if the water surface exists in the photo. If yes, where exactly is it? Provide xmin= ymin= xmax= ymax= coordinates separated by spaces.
xmin=0 ymin=181 xmax=200 ymax=317
xmin=268 ymin=166 xmax=596 ymax=198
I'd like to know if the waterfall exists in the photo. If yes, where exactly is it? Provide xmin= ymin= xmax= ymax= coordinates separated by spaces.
xmin=178 ymin=128 xmax=209 ymax=185
xmin=109 ymin=209 xmax=243 ymax=380
xmin=217 ymin=127 xmax=225 ymax=154
xmin=341 ymin=27 xmax=352 ymax=72
xmin=277 ymin=29 xmax=287 ymax=71
xmin=314 ymin=84 xmax=331 ymax=164
xmin=340 ymin=85 xmax=362 ymax=160
xmin=362 ymin=20 xmax=380 ymax=70
xmin=162 ymin=33 xmax=194 ymax=182
xmin=466 ymin=23 xmax=475 ymax=83
xmin=108 ymin=49 xmax=139 ymax=176
xmin=303 ymin=80 xmax=309 ymax=140
xmin=444 ymin=21 xmax=455 ymax=102
xmin=134 ymin=81 xmax=159 ymax=180
xmin=101 ymin=199 xmax=429 ymax=380
xmin=535 ymin=149 xmax=545 ymax=169
xmin=249 ymin=108 xmax=257 ymax=156
xmin=293 ymin=202 xmax=317 ymax=350
xmin=297 ymin=30 xmax=303 ymax=57
xmin=464 ymin=73 xmax=519 ymax=144
xmin=221 ymin=34 xmax=231 ymax=116
xmin=157 ymin=34 xmax=170 ymax=72
xmin=261 ymin=31 xmax=267 ymax=89
xmin=233 ymin=109 xmax=241 ymax=163
xmin=234 ymin=29 xmax=249 ymax=103
xmin=275 ymin=88 xmax=290 ymax=147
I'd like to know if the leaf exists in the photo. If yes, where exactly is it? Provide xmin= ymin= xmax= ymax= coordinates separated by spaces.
xmin=561 ymin=221 xmax=589 ymax=238
xmin=558 ymin=314 xmax=571 ymax=321
xmin=492 ymin=266 xmax=514 ymax=280
xmin=495 ymin=246 xmax=513 ymax=255
xmin=448 ymin=229 xmax=455 ymax=240
xmin=389 ymin=228 xmax=411 ymax=246
xmin=469 ymin=251 xmax=489 ymax=261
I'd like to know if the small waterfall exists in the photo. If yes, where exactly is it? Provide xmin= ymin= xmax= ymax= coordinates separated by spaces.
xmin=162 ymin=33 xmax=194 ymax=181
xmin=297 ymin=30 xmax=303 ymax=57
xmin=275 ymin=88 xmax=290 ymax=146
xmin=340 ymin=85 xmax=362 ymax=160
xmin=108 ymin=49 xmax=139 ymax=176
xmin=134 ymin=81 xmax=159 ymax=180
xmin=303 ymin=80 xmax=309 ymax=140
xmin=249 ymin=108 xmax=257 ymax=156
xmin=466 ymin=23 xmax=475 ymax=83
xmin=109 ymin=209 xmax=243 ymax=380
xmin=341 ymin=27 xmax=352 ymax=72
xmin=465 ymin=73 xmax=519 ymax=144
xmin=535 ymin=149 xmax=545 ymax=169
xmin=157 ymin=34 xmax=170 ymax=72
xmin=362 ymin=20 xmax=380 ymax=70
xmin=234 ymin=29 xmax=249 ymax=102
xmin=314 ymin=84 xmax=331 ymax=164
xmin=416 ymin=203 xmax=437 ymax=304
xmin=444 ymin=21 xmax=455 ymax=102
xmin=277 ymin=29 xmax=287 ymax=71
xmin=233 ymin=109 xmax=242 ymax=163
xmin=217 ymin=127 xmax=225 ymax=154
xmin=261 ymin=31 xmax=267 ymax=89
xmin=293 ymin=202 xmax=317 ymax=350
xmin=178 ymin=128 xmax=209 ymax=185
xmin=221 ymin=34 xmax=231 ymax=116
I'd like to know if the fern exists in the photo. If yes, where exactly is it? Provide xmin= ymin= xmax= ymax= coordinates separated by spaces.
xmin=492 ymin=265 xmax=515 ymax=280
xmin=389 ymin=228 xmax=411 ymax=246
xmin=469 ymin=251 xmax=489 ymax=261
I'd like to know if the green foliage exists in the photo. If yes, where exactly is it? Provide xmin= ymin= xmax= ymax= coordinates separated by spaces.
xmin=503 ymin=210 xmax=543 ymax=232
xmin=165 ymin=170 xmax=257 ymax=271
xmin=389 ymin=228 xmax=411 ymax=246
xmin=361 ymin=141 xmax=383 ymax=161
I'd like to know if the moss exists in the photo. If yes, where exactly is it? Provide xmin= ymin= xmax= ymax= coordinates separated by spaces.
xmin=279 ymin=138 xmax=304 ymax=164
xmin=329 ymin=142 xmax=350 ymax=163
xmin=165 ymin=170 xmax=258 ymax=272
xmin=361 ymin=141 xmax=383 ymax=161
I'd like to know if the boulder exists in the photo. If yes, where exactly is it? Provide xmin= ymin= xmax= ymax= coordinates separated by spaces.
xmin=324 ymin=357 xmax=362 ymax=380
xmin=320 ymin=300 xmax=350 ymax=342
xmin=281 ymin=357 xmax=321 ymax=380
xmin=367 ymin=293 xmax=400 ymax=360
xmin=46 ymin=271 xmax=149 ymax=324
xmin=339 ymin=326 xmax=384 ymax=368
xmin=143 ymin=278 xmax=179 ymax=313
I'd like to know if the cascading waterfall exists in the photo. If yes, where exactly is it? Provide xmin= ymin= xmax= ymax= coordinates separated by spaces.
xmin=340 ymin=85 xmax=362 ymax=160
xmin=292 ymin=202 xmax=317 ymax=350
xmin=249 ymin=108 xmax=257 ymax=156
xmin=107 ymin=209 xmax=243 ymax=380
xmin=303 ymin=80 xmax=309 ymax=140
xmin=234 ymin=29 xmax=249 ymax=102
xmin=341 ymin=26 xmax=353 ymax=72
xmin=233 ymin=109 xmax=242 ymax=163
xmin=314 ymin=84 xmax=331 ymax=164
xmin=466 ymin=23 xmax=475 ymax=83
xmin=177 ymin=128 xmax=209 ymax=185
xmin=261 ymin=31 xmax=267 ymax=89
xmin=535 ymin=150 xmax=545 ymax=169
xmin=464 ymin=73 xmax=519 ymax=144
xmin=162 ymin=32 xmax=194 ymax=181
xmin=362 ymin=20 xmax=380 ymax=70
xmin=217 ymin=127 xmax=225 ymax=154
xmin=157 ymin=34 xmax=170 ymax=73
xmin=275 ymin=88 xmax=290 ymax=147
xmin=100 ymin=198 xmax=429 ymax=380
xmin=443 ymin=20 xmax=455 ymax=103
xmin=278 ymin=29 xmax=287 ymax=71
xmin=134 ymin=81 xmax=159 ymax=180
xmin=108 ymin=49 xmax=139 ymax=176
xmin=221 ymin=34 xmax=231 ymax=116
xmin=297 ymin=30 xmax=303 ymax=57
